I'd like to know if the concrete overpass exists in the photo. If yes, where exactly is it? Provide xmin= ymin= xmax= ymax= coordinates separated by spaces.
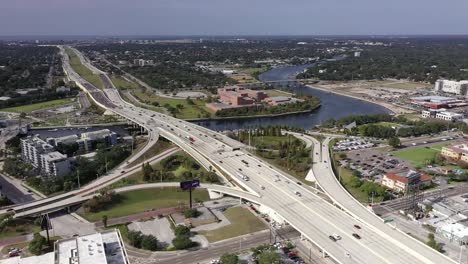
xmin=4 ymin=46 xmax=456 ymax=264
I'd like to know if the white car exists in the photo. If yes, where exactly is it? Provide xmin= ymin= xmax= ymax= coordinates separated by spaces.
xmin=294 ymin=191 xmax=302 ymax=197
xmin=332 ymin=233 xmax=342 ymax=240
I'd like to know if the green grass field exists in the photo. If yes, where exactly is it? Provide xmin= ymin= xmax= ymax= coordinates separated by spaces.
xmin=0 ymin=98 xmax=74 ymax=113
xmin=264 ymin=90 xmax=292 ymax=97
xmin=126 ymin=140 xmax=174 ymax=168
xmin=65 ymin=48 xmax=104 ymax=89
xmin=127 ymin=151 xmax=206 ymax=183
xmin=384 ymin=82 xmax=429 ymax=89
xmin=392 ymin=143 xmax=448 ymax=167
xmin=111 ymin=76 xmax=140 ymax=90
xmin=199 ymin=206 xmax=267 ymax=242
xmin=80 ymin=187 xmax=210 ymax=222
xmin=133 ymin=90 xmax=213 ymax=119
xmin=0 ymin=219 xmax=41 ymax=239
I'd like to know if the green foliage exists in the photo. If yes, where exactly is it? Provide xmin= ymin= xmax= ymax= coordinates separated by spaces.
xmin=215 ymin=95 xmax=320 ymax=117
xmin=184 ymin=208 xmax=202 ymax=218
xmin=2 ymin=157 xmax=33 ymax=178
xmin=297 ymin=43 xmax=468 ymax=83
xmin=28 ymin=233 xmax=47 ymax=255
xmin=388 ymin=137 xmax=401 ymax=148
xmin=174 ymin=225 xmax=190 ymax=237
xmin=83 ymin=190 xmax=119 ymax=213
xmin=128 ymin=230 xmax=143 ymax=248
xmin=141 ymin=234 xmax=158 ymax=251
xmin=427 ymin=233 xmax=442 ymax=252
xmin=172 ymin=234 xmax=195 ymax=250
xmin=258 ymin=250 xmax=281 ymax=264
xmin=102 ymin=215 xmax=108 ymax=227
xmin=220 ymin=253 xmax=239 ymax=264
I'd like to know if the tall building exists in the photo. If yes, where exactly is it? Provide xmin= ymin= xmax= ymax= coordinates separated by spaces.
xmin=21 ymin=136 xmax=71 ymax=177
xmin=40 ymin=151 xmax=71 ymax=177
xmin=77 ymin=129 xmax=117 ymax=152
xmin=21 ymin=136 xmax=55 ymax=170
xmin=0 ymin=230 xmax=129 ymax=264
xmin=434 ymin=79 xmax=468 ymax=95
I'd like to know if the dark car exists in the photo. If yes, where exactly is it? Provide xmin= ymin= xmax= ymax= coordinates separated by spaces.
xmin=354 ymin=224 xmax=361 ymax=229
xmin=329 ymin=235 xmax=337 ymax=242
xmin=352 ymin=233 xmax=361 ymax=239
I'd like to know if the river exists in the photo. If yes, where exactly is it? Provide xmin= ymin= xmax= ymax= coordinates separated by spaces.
xmin=193 ymin=64 xmax=390 ymax=131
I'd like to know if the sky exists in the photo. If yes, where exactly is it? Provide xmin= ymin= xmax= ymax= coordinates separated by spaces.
xmin=1 ymin=0 xmax=468 ymax=36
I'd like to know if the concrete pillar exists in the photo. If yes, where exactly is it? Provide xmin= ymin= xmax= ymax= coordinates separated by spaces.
xmin=208 ymin=190 xmax=224 ymax=199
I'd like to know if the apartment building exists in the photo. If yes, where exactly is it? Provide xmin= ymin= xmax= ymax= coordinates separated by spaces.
xmin=77 ymin=129 xmax=117 ymax=152
xmin=21 ymin=136 xmax=55 ymax=170
xmin=434 ymin=79 xmax=468 ymax=95
xmin=441 ymin=144 xmax=468 ymax=162
xmin=40 ymin=151 xmax=71 ymax=177
xmin=382 ymin=170 xmax=432 ymax=193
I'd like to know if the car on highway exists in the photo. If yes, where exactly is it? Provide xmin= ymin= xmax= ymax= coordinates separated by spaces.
xmin=354 ymin=224 xmax=361 ymax=229
xmin=352 ymin=233 xmax=361 ymax=239
xmin=331 ymin=233 xmax=341 ymax=240
xmin=294 ymin=191 xmax=301 ymax=197
xmin=328 ymin=235 xmax=337 ymax=242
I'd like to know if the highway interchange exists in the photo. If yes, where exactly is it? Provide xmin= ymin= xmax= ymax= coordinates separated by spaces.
xmin=0 ymin=46 xmax=457 ymax=264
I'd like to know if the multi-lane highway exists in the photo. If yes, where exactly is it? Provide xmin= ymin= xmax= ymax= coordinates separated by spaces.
xmin=2 ymin=46 xmax=456 ymax=264
xmin=307 ymin=134 xmax=455 ymax=264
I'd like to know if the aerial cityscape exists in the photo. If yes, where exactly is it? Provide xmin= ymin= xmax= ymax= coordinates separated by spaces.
xmin=1 ymin=1 xmax=468 ymax=264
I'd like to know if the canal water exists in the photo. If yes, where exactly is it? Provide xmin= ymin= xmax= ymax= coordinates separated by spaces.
xmin=194 ymin=64 xmax=390 ymax=131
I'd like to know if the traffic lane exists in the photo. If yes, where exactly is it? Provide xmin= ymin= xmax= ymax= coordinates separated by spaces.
xmin=316 ymin=139 xmax=449 ymax=264
xmin=0 ymin=174 xmax=35 ymax=204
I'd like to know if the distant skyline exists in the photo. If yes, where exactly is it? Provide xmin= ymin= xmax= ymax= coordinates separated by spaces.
xmin=1 ymin=0 xmax=468 ymax=36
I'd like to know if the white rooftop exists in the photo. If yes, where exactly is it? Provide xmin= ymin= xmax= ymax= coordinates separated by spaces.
xmin=0 ymin=252 xmax=54 ymax=264
xmin=42 ymin=151 xmax=67 ymax=161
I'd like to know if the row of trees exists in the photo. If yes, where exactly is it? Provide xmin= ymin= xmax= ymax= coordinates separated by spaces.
xmin=83 ymin=190 xmax=119 ymax=213
xmin=25 ymin=145 xmax=131 ymax=195
xmin=128 ymin=230 xmax=159 ymax=251
xmin=297 ymin=42 xmax=468 ymax=83
xmin=215 ymin=96 xmax=320 ymax=117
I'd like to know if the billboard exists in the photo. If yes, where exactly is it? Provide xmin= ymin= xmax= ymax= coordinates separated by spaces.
xmin=180 ymin=180 xmax=200 ymax=191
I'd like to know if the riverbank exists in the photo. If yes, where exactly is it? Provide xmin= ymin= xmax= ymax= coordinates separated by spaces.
xmin=305 ymin=84 xmax=411 ymax=115
xmin=185 ymin=104 xmax=321 ymax=122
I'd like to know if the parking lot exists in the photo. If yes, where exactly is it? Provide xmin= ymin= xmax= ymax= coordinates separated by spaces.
xmin=345 ymin=148 xmax=412 ymax=180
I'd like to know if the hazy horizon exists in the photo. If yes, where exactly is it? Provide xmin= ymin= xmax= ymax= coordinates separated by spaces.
xmin=1 ymin=0 xmax=468 ymax=36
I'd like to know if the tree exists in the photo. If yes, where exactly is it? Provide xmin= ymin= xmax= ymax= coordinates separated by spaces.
xmin=28 ymin=233 xmax=47 ymax=255
xmin=141 ymin=235 xmax=158 ymax=251
xmin=220 ymin=253 xmax=239 ymax=264
xmin=427 ymin=233 xmax=442 ymax=252
xmin=388 ymin=137 xmax=401 ymax=148
xmin=172 ymin=235 xmax=194 ymax=250
xmin=258 ymin=250 xmax=281 ymax=264
xmin=184 ymin=208 xmax=202 ymax=218
xmin=174 ymin=225 xmax=190 ymax=237
xmin=128 ymin=230 xmax=143 ymax=248
xmin=102 ymin=215 xmax=108 ymax=228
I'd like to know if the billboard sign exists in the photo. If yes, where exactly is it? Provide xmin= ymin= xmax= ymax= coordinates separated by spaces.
xmin=180 ymin=179 xmax=200 ymax=191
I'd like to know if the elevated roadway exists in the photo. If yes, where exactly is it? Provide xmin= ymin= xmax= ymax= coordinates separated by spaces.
xmin=4 ymin=46 xmax=455 ymax=264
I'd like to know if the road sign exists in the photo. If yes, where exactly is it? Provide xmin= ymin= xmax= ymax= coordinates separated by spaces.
xmin=384 ymin=219 xmax=394 ymax=223
xmin=180 ymin=180 xmax=200 ymax=191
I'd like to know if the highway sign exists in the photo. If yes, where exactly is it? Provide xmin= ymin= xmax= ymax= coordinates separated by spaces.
xmin=180 ymin=179 xmax=200 ymax=191
xmin=384 ymin=219 xmax=394 ymax=223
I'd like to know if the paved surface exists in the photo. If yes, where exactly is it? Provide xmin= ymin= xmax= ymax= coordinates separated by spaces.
xmin=5 ymin=46 xmax=456 ymax=264
xmin=307 ymin=134 xmax=456 ymax=264
xmin=0 ymin=173 xmax=38 ymax=204
xmin=128 ymin=217 xmax=175 ymax=248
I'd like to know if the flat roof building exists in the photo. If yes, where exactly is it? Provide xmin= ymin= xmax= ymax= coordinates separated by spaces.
xmin=434 ymin=79 xmax=468 ymax=96
xmin=0 ymin=230 xmax=129 ymax=264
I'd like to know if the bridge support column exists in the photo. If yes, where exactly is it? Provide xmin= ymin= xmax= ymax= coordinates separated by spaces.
xmin=208 ymin=189 xmax=224 ymax=199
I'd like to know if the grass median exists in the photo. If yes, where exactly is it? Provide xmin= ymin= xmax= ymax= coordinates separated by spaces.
xmin=199 ymin=206 xmax=267 ymax=242
xmin=0 ymin=98 xmax=74 ymax=113
xmin=79 ymin=187 xmax=210 ymax=222
xmin=65 ymin=48 xmax=104 ymax=89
